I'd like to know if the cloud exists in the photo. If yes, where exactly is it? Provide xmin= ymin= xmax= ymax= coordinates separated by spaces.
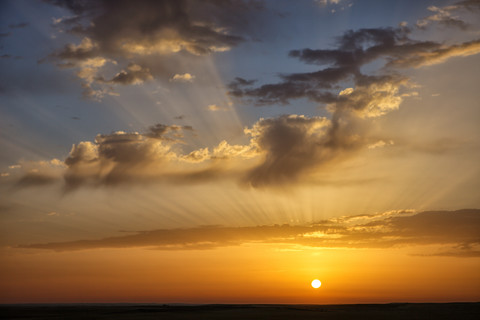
xmin=416 ymin=5 xmax=468 ymax=30
xmin=244 ymin=114 xmax=355 ymax=187
xmin=7 ymin=17 xmax=480 ymax=190
xmin=315 ymin=0 xmax=348 ymax=8
xmin=99 ymin=63 xmax=153 ymax=85
xmin=44 ymin=0 xmax=262 ymax=99
xmin=9 ymin=94 xmax=445 ymax=190
xmin=237 ymin=76 xmax=412 ymax=187
xmin=415 ymin=1 xmax=480 ymax=30
xmin=47 ymin=0 xmax=250 ymax=55
xmin=55 ymin=111 xmax=376 ymax=189
xmin=386 ymin=39 xmax=480 ymax=68
xmin=230 ymin=26 xmax=480 ymax=107
xmin=45 ymin=37 xmax=115 ymax=99
xmin=8 ymin=22 xmax=29 ymax=29
xmin=230 ymin=27 xmax=415 ymax=105
xmin=368 ymin=140 xmax=394 ymax=149
xmin=4 ymin=108 xmax=382 ymax=190
xmin=316 ymin=0 xmax=342 ymax=5
xmin=53 ymin=37 xmax=99 ymax=62
xmin=170 ymin=73 xmax=195 ymax=83
xmin=19 ymin=224 xmax=314 ymax=251
xmin=15 ymin=172 xmax=58 ymax=188
xmin=419 ymin=242 xmax=480 ymax=258
xmin=58 ymin=123 xmax=254 ymax=189
xmin=225 ymin=24 xmax=480 ymax=186
xmin=207 ymin=104 xmax=227 ymax=111
xmin=63 ymin=126 xmax=184 ymax=189
xmin=5 ymin=159 xmax=65 ymax=189
xmin=18 ymin=209 xmax=480 ymax=257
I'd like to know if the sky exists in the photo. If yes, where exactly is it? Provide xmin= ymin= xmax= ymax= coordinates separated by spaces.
xmin=0 ymin=0 xmax=479 ymax=304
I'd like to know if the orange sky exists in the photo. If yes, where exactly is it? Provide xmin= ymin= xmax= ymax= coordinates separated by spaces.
xmin=1 ymin=0 xmax=480 ymax=304
xmin=2 ymin=243 xmax=479 ymax=304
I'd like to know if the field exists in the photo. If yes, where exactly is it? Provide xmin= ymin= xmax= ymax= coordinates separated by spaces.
xmin=2 ymin=303 xmax=480 ymax=320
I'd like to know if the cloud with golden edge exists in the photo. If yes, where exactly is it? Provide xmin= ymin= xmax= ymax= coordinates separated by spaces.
xmin=170 ymin=73 xmax=195 ymax=83
xmin=18 ymin=209 xmax=480 ymax=258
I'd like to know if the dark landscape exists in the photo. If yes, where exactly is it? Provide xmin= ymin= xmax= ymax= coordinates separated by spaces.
xmin=2 ymin=303 xmax=480 ymax=320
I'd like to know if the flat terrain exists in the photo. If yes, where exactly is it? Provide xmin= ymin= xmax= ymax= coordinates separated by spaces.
xmin=2 ymin=303 xmax=480 ymax=320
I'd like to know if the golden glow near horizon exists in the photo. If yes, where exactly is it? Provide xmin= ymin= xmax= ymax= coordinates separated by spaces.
xmin=1 ymin=0 xmax=480 ymax=305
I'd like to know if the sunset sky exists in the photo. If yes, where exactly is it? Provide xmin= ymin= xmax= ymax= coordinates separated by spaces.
xmin=1 ymin=0 xmax=479 ymax=304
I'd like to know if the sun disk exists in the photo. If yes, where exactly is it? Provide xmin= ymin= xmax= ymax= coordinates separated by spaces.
xmin=311 ymin=279 xmax=321 ymax=289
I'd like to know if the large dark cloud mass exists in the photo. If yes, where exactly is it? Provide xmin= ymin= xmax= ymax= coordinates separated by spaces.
xmin=48 ymin=0 xmax=249 ymax=55
xmin=45 ymin=0 xmax=263 ymax=98
xmin=243 ymin=114 xmax=363 ymax=187
xmin=19 ymin=209 xmax=480 ymax=257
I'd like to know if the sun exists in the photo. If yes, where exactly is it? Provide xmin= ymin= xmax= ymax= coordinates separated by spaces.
xmin=311 ymin=279 xmax=321 ymax=289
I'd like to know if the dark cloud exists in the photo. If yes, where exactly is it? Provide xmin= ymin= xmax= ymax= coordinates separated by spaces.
xmin=19 ymin=209 xmax=480 ymax=257
xmin=3 ymin=108 xmax=390 ymax=190
xmin=53 ymin=112 xmax=380 ymax=190
xmin=53 ymin=37 xmax=99 ymax=62
xmin=19 ymin=224 xmax=314 ymax=251
xmin=230 ymin=27 xmax=480 ymax=107
xmin=0 ymin=32 xmax=11 ymax=37
xmin=228 ymin=77 xmax=257 ymax=97
xmin=386 ymin=39 xmax=480 ymax=68
xmin=8 ymin=22 xmax=29 ymax=29
xmin=14 ymin=172 xmax=58 ymax=188
xmin=243 ymin=114 xmax=363 ymax=187
xmin=45 ymin=0 xmax=263 ymax=98
xmin=146 ymin=123 xmax=193 ymax=140
xmin=3 ymin=122 xmax=247 ymax=191
xmin=62 ymin=123 xmax=221 ymax=189
xmin=457 ymin=0 xmax=480 ymax=9
xmin=238 ymin=74 xmax=411 ymax=186
xmin=420 ymin=242 xmax=480 ymax=258
xmin=230 ymin=27 xmax=411 ymax=105
xmin=98 ymin=63 xmax=153 ymax=85
xmin=439 ymin=17 xmax=469 ymax=30
xmin=231 ymin=78 xmax=338 ymax=105
xmin=226 ymin=25 xmax=480 ymax=188
xmin=64 ymin=130 xmax=171 ymax=188
xmin=48 ymin=0 xmax=248 ymax=55
xmin=383 ymin=210 xmax=479 ymax=241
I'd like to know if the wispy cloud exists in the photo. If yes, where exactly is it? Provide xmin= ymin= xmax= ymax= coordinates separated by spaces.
xmin=416 ymin=0 xmax=480 ymax=30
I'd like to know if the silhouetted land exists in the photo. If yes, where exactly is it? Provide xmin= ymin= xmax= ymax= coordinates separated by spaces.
xmin=2 ymin=303 xmax=479 ymax=319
